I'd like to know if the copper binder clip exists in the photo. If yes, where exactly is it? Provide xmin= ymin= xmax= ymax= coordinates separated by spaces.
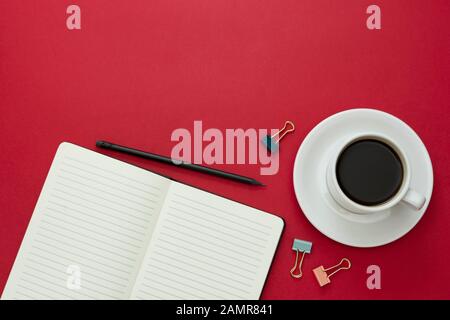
xmin=313 ymin=258 xmax=351 ymax=287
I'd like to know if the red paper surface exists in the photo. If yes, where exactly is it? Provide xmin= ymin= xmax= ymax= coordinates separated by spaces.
xmin=1 ymin=0 xmax=449 ymax=299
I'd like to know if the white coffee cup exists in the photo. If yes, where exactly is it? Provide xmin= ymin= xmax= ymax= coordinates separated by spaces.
xmin=326 ymin=132 xmax=426 ymax=214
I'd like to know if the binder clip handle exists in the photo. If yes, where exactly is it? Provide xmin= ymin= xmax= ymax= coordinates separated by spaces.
xmin=272 ymin=121 xmax=295 ymax=143
xmin=290 ymin=250 xmax=306 ymax=279
xmin=324 ymin=258 xmax=351 ymax=278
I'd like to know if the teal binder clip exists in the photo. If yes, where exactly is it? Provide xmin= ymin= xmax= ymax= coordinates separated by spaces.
xmin=262 ymin=121 xmax=295 ymax=153
xmin=290 ymin=238 xmax=312 ymax=279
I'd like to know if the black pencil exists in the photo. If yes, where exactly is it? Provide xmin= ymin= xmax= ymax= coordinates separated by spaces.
xmin=96 ymin=141 xmax=264 ymax=186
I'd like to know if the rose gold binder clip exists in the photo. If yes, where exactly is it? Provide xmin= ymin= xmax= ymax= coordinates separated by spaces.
xmin=313 ymin=258 xmax=351 ymax=287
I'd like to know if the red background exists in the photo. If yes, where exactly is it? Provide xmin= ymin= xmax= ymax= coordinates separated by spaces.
xmin=1 ymin=0 xmax=449 ymax=299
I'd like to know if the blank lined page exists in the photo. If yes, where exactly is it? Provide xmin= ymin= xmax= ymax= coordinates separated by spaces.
xmin=130 ymin=182 xmax=284 ymax=300
xmin=1 ymin=143 xmax=171 ymax=300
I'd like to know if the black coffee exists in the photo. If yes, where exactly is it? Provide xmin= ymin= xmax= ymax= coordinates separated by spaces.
xmin=336 ymin=139 xmax=403 ymax=206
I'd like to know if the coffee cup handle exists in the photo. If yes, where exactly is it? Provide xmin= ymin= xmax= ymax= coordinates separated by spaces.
xmin=402 ymin=188 xmax=426 ymax=210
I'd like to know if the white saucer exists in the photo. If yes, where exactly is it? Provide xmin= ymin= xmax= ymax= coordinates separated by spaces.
xmin=293 ymin=109 xmax=434 ymax=247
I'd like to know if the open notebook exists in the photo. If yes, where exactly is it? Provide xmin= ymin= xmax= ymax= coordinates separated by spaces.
xmin=1 ymin=143 xmax=284 ymax=300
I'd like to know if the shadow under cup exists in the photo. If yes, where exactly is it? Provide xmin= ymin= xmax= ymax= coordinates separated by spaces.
xmin=336 ymin=138 xmax=404 ymax=207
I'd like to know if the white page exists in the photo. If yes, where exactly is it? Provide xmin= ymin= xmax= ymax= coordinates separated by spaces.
xmin=130 ymin=182 xmax=284 ymax=300
xmin=1 ymin=143 xmax=171 ymax=300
